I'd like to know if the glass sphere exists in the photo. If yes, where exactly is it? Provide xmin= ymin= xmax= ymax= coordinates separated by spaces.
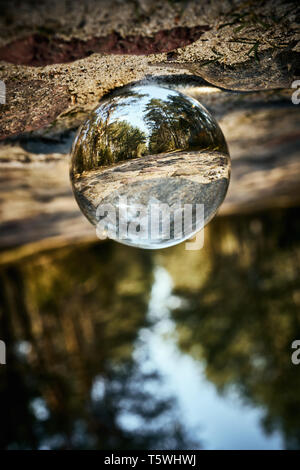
xmin=70 ymin=83 xmax=230 ymax=249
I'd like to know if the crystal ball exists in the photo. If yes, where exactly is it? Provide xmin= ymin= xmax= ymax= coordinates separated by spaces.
xmin=70 ymin=83 xmax=230 ymax=249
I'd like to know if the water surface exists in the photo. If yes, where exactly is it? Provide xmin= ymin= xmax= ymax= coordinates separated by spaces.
xmin=0 ymin=207 xmax=300 ymax=449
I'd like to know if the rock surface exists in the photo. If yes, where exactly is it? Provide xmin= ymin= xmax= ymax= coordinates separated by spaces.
xmin=0 ymin=0 xmax=299 ymax=137
xmin=0 ymin=0 xmax=299 ymax=249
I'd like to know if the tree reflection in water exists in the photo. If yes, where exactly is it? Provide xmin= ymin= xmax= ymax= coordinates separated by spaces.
xmin=0 ymin=244 xmax=192 ymax=450
xmin=159 ymin=207 xmax=300 ymax=450
xmin=1 ymin=207 xmax=300 ymax=449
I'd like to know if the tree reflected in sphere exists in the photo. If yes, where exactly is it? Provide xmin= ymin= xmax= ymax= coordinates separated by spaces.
xmin=71 ymin=84 xmax=230 ymax=248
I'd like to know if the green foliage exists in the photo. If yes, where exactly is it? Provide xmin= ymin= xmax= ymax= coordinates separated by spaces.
xmin=143 ymin=94 xmax=227 ymax=154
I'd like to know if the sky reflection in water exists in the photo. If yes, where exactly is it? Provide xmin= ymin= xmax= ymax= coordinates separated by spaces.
xmin=1 ymin=208 xmax=300 ymax=449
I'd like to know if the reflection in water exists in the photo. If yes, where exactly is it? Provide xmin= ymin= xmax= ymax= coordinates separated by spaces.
xmin=0 ymin=244 xmax=192 ymax=450
xmin=71 ymin=84 xmax=230 ymax=248
xmin=1 ymin=207 xmax=300 ymax=449
xmin=143 ymin=266 xmax=283 ymax=450
xmin=158 ymin=208 xmax=300 ymax=450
